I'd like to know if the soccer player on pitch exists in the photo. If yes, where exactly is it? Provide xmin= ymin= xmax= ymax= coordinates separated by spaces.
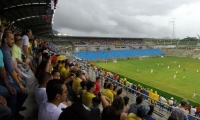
xmin=192 ymin=92 xmax=196 ymax=99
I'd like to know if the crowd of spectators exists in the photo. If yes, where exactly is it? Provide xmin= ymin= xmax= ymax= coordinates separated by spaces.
xmin=0 ymin=21 xmax=59 ymax=120
xmin=0 ymin=20 xmax=199 ymax=120
xmin=72 ymin=39 xmax=144 ymax=46
xmin=88 ymin=62 xmax=200 ymax=120
xmin=0 ymin=21 xmax=156 ymax=120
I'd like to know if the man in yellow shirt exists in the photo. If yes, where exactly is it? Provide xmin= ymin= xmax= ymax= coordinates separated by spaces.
xmin=102 ymin=83 xmax=114 ymax=102
xmin=72 ymin=70 xmax=82 ymax=95
xmin=60 ymin=62 xmax=70 ymax=78
xmin=82 ymin=81 xmax=96 ymax=107
xmin=58 ymin=60 xmax=65 ymax=71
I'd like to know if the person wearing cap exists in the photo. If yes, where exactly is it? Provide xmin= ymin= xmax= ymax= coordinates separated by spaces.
xmin=171 ymin=99 xmax=189 ymax=120
xmin=168 ymin=97 xmax=174 ymax=112
xmin=12 ymin=35 xmax=27 ymax=67
xmin=82 ymin=70 xmax=87 ymax=81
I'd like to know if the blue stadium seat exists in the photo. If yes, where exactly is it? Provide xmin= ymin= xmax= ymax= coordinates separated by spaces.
xmin=74 ymin=49 xmax=164 ymax=60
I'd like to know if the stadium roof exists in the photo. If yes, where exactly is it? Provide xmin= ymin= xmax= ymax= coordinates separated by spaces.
xmin=0 ymin=0 xmax=57 ymax=37
xmin=53 ymin=35 xmax=145 ymax=40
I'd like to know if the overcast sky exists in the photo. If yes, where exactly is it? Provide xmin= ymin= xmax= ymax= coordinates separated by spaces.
xmin=53 ymin=0 xmax=200 ymax=39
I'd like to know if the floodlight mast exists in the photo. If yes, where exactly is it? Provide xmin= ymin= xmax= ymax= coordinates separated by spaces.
xmin=197 ymin=34 xmax=200 ymax=43
xmin=172 ymin=21 xmax=175 ymax=40
xmin=169 ymin=20 xmax=176 ymax=43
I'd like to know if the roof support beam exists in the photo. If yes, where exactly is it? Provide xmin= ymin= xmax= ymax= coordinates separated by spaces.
xmin=1 ymin=4 xmax=47 ymax=13
xmin=23 ymin=23 xmax=51 ymax=29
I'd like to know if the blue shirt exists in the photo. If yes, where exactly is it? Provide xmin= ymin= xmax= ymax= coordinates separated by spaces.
xmin=1 ymin=45 xmax=15 ymax=84
xmin=0 ymin=50 xmax=4 ymax=67
xmin=145 ymin=116 xmax=156 ymax=120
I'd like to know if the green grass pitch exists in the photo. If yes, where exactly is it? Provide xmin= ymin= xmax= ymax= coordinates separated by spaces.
xmin=96 ymin=56 xmax=200 ymax=105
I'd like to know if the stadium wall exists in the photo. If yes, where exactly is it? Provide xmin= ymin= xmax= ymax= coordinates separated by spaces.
xmin=74 ymin=45 xmax=148 ymax=52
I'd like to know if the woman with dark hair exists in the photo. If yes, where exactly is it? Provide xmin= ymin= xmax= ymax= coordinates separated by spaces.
xmin=116 ymin=88 xmax=123 ymax=98
xmin=112 ymin=85 xmax=118 ymax=98
xmin=123 ymin=96 xmax=129 ymax=113
xmin=168 ymin=115 xmax=177 ymax=120
xmin=101 ymin=97 xmax=127 ymax=120
xmin=35 ymin=59 xmax=51 ymax=79
xmin=145 ymin=105 xmax=156 ymax=120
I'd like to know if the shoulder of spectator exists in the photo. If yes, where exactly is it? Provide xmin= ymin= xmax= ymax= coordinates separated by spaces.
xmin=120 ymin=112 xmax=127 ymax=120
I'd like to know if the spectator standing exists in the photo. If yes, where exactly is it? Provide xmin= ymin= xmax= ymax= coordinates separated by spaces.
xmin=171 ymin=99 xmax=189 ymax=120
xmin=145 ymin=105 xmax=156 ymax=120
xmin=160 ymin=95 xmax=167 ymax=111
xmin=123 ymin=96 xmax=130 ymax=113
xmin=60 ymin=62 xmax=70 ymax=79
xmin=72 ymin=70 xmax=82 ymax=95
xmin=102 ymin=83 xmax=114 ymax=102
xmin=168 ymin=97 xmax=174 ymax=112
xmin=128 ymin=95 xmax=143 ymax=115
xmin=79 ymin=81 xmax=87 ymax=102
xmin=82 ymin=81 xmax=96 ymax=107
xmin=190 ymin=106 xmax=196 ymax=116
xmin=51 ymin=70 xmax=61 ymax=79
xmin=126 ymin=105 xmax=150 ymax=120
xmin=116 ymin=88 xmax=123 ymax=98
xmin=89 ymin=97 xmax=101 ymax=120
xmin=21 ymin=29 xmax=34 ymax=71
xmin=94 ymin=77 xmax=101 ymax=95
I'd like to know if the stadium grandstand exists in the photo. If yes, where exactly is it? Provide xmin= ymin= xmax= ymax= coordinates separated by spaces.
xmin=0 ymin=0 xmax=200 ymax=120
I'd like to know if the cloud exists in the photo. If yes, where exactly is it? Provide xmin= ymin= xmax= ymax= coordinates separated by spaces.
xmin=53 ymin=0 xmax=199 ymax=38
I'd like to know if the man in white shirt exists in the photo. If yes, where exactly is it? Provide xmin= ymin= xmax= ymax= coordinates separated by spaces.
xmin=159 ymin=95 xmax=167 ymax=111
xmin=35 ymin=72 xmax=52 ymax=108
xmin=38 ymin=79 xmax=68 ymax=120
xmin=21 ymin=29 xmax=32 ymax=62
xmin=21 ymin=29 xmax=35 ymax=71
xmin=190 ymin=106 xmax=196 ymax=116
xmin=192 ymin=92 xmax=196 ymax=99
xmin=171 ymin=99 xmax=188 ymax=120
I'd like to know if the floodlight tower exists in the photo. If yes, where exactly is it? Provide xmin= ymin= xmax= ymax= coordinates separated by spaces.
xmin=169 ymin=19 xmax=176 ymax=40
xmin=172 ymin=21 xmax=175 ymax=39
